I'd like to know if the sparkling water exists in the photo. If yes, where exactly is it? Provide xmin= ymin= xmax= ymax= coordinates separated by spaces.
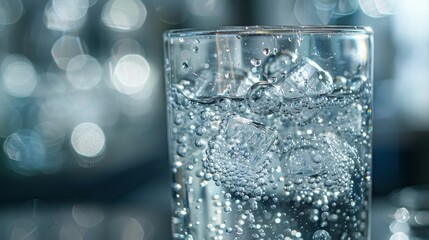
xmin=166 ymin=27 xmax=372 ymax=240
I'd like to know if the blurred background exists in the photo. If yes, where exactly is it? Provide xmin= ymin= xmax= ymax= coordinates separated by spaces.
xmin=0 ymin=0 xmax=427 ymax=239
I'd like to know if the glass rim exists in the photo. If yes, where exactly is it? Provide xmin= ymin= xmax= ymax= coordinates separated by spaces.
xmin=164 ymin=25 xmax=373 ymax=39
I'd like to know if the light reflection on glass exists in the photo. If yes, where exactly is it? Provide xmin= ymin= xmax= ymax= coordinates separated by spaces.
xmin=101 ymin=0 xmax=147 ymax=32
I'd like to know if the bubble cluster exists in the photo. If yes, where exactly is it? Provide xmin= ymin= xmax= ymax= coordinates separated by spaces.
xmin=202 ymin=115 xmax=276 ymax=196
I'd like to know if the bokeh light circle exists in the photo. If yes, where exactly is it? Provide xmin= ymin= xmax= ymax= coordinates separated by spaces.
xmin=101 ymin=0 xmax=147 ymax=32
xmin=45 ymin=2 xmax=87 ymax=32
xmin=3 ymin=130 xmax=47 ymax=175
xmin=52 ymin=0 xmax=89 ymax=21
xmin=112 ymin=54 xmax=151 ymax=95
xmin=0 ymin=0 xmax=24 ymax=25
xmin=51 ymin=35 xmax=85 ymax=70
xmin=72 ymin=204 xmax=105 ymax=228
xmin=108 ymin=217 xmax=144 ymax=240
xmin=1 ymin=55 xmax=38 ymax=98
xmin=66 ymin=54 xmax=102 ymax=90
xmin=71 ymin=122 xmax=105 ymax=158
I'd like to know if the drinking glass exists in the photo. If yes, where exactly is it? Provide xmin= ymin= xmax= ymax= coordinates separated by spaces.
xmin=164 ymin=26 xmax=373 ymax=240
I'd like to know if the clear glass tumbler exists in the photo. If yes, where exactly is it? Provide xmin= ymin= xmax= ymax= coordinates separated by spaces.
xmin=164 ymin=26 xmax=373 ymax=240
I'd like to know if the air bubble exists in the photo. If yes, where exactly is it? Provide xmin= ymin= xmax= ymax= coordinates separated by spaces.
xmin=194 ymin=139 xmax=205 ymax=147
xmin=195 ymin=126 xmax=206 ymax=136
xmin=182 ymin=62 xmax=189 ymax=69
xmin=172 ymin=183 xmax=182 ymax=192
xmin=176 ymin=145 xmax=187 ymax=157
xmin=246 ymin=82 xmax=281 ymax=115
xmin=312 ymin=230 xmax=331 ymax=240
xmin=250 ymin=58 xmax=262 ymax=67
xmin=262 ymin=48 xmax=270 ymax=56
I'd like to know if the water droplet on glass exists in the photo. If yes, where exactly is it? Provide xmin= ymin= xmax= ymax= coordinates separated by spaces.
xmin=250 ymin=58 xmax=262 ymax=67
xmin=349 ymin=75 xmax=367 ymax=92
xmin=192 ymin=46 xmax=199 ymax=53
xmin=182 ymin=61 xmax=189 ymax=70
xmin=263 ymin=48 xmax=270 ymax=56
xmin=172 ymin=183 xmax=182 ymax=192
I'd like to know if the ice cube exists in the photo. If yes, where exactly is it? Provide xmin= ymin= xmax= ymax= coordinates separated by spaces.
xmin=283 ymin=132 xmax=357 ymax=191
xmin=176 ymin=68 xmax=256 ymax=103
xmin=348 ymin=75 xmax=367 ymax=92
xmin=277 ymin=58 xmax=333 ymax=99
xmin=287 ymin=145 xmax=328 ymax=177
xmin=262 ymin=51 xmax=298 ymax=79
xmin=224 ymin=115 xmax=277 ymax=165
xmin=268 ymin=58 xmax=333 ymax=124
xmin=318 ymin=103 xmax=362 ymax=133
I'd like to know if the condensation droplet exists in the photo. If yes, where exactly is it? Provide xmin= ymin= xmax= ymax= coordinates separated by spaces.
xmin=263 ymin=48 xmax=270 ymax=56
xmin=250 ymin=58 xmax=261 ymax=67
xmin=182 ymin=62 xmax=189 ymax=69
